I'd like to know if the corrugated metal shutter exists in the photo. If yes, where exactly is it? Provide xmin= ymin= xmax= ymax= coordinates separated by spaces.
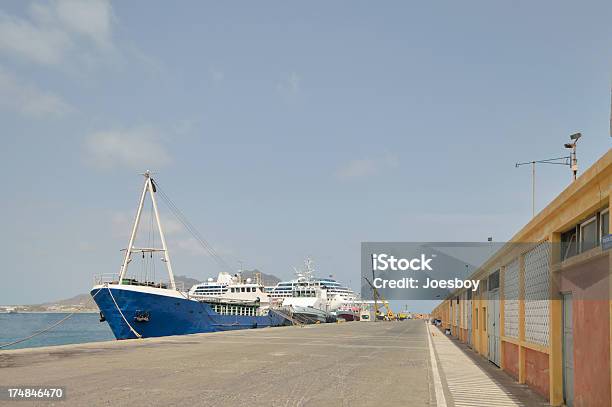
xmin=504 ymin=258 xmax=520 ymax=339
xmin=524 ymin=241 xmax=550 ymax=346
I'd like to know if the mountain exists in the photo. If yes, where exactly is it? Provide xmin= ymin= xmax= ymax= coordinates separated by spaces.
xmin=174 ymin=274 xmax=200 ymax=289
xmin=8 ymin=271 xmax=283 ymax=313
xmin=240 ymin=269 xmax=282 ymax=286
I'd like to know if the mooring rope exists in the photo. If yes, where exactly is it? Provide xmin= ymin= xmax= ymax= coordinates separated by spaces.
xmin=106 ymin=287 xmax=142 ymax=339
xmin=0 ymin=289 xmax=103 ymax=350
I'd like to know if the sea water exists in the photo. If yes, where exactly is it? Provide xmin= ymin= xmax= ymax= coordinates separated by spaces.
xmin=0 ymin=313 xmax=114 ymax=350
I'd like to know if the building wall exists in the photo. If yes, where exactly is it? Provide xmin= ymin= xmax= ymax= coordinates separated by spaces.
xmin=430 ymin=149 xmax=612 ymax=406
xmin=503 ymin=341 xmax=519 ymax=380
xmin=524 ymin=347 xmax=550 ymax=399
xmin=559 ymin=255 xmax=611 ymax=407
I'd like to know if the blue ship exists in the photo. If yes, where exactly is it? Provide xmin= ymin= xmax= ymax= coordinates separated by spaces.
xmin=91 ymin=172 xmax=289 ymax=340
xmin=92 ymin=284 xmax=288 ymax=340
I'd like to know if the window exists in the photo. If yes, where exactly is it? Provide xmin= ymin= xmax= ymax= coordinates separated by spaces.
xmin=488 ymin=270 xmax=500 ymax=291
xmin=561 ymin=227 xmax=578 ymax=260
xmin=601 ymin=209 xmax=609 ymax=238
xmin=580 ymin=216 xmax=597 ymax=252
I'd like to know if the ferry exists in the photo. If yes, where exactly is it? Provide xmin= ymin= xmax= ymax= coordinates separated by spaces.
xmin=266 ymin=259 xmax=358 ymax=318
xmin=281 ymin=283 xmax=331 ymax=324
xmin=266 ymin=259 xmax=357 ymax=323
xmin=91 ymin=172 xmax=289 ymax=340
xmin=188 ymin=271 xmax=271 ymax=311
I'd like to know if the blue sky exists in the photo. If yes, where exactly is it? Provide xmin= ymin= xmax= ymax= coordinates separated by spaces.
xmin=0 ymin=1 xmax=610 ymax=310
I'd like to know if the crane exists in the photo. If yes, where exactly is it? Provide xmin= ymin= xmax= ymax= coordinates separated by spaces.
xmin=363 ymin=277 xmax=396 ymax=321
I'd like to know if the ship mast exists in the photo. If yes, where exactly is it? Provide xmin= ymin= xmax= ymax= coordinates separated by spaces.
xmin=118 ymin=171 xmax=176 ymax=290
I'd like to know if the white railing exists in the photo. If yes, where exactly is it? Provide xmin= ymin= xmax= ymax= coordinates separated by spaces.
xmin=92 ymin=273 xmax=186 ymax=292
xmin=93 ymin=273 xmax=120 ymax=285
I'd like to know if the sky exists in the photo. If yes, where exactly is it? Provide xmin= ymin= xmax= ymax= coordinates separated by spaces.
xmin=0 ymin=1 xmax=610 ymax=311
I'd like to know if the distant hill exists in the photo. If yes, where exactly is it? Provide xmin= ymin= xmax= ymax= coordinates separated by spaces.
xmin=43 ymin=293 xmax=92 ymax=307
xmin=240 ymin=269 xmax=282 ymax=286
xmin=15 ymin=271 xmax=283 ymax=312
xmin=174 ymin=274 xmax=200 ymax=289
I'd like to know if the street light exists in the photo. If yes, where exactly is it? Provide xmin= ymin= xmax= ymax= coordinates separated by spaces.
xmin=564 ymin=132 xmax=581 ymax=180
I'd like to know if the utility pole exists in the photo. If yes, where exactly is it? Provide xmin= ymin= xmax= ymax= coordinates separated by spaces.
xmin=515 ymin=133 xmax=582 ymax=218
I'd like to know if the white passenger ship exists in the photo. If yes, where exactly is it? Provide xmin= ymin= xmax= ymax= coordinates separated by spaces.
xmin=266 ymin=259 xmax=357 ymax=311
xmin=188 ymin=271 xmax=271 ymax=314
xmin=266 ymin=259 xmax=358 ymax=323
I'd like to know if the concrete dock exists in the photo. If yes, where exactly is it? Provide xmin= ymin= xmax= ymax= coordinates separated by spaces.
xmin=0 ymin=321 xmax=547 ymax=406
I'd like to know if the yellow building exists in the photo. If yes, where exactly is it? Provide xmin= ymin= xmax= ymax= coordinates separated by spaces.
xmin=431 ymin=148 xmax=611 ymax=407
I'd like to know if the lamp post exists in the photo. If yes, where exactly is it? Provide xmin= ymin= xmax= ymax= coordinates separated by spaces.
xmin=564 ymin=132 xmax=582 ymax=181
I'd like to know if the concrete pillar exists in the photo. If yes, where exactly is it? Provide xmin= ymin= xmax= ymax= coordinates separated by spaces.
xmin=549 ymin=233 xmax=563 ymax=406
xmin=608 ymin=194 xmax=612 ymax=406
xmin=500 ymin=265 xmax=506 ymax=370
xmin=518 ymin=255 xmax=526 ymax=384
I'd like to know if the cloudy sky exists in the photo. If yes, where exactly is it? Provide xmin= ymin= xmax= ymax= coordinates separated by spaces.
xmin=0 ymin=1 xmax=610 ymax=309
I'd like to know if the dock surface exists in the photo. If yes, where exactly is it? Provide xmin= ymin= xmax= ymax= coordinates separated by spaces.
xmin=0 ymin=321 xmax=548 ymax=406
xmin=1 ymin=321 xmax=432 ymax=406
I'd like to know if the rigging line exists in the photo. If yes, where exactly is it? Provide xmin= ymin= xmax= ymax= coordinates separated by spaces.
xmin=155 ymin=187 xmax=227 ymax=267
xmin=151 ymin=182 xmax=220 ymax=258
xmin=161 ymin=197 xmax=230 ymax=271
xmin=154 ymin=186 xmax=219 ymax=258
xmin=106 ymin=286 xmax=142 ymax=339
xmin=152 ymin=180 xmax=233 ymax=271
xmin=0 ymin=289 xmax=104 ymax=350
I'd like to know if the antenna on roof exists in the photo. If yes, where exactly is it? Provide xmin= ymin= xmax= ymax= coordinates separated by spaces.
xmin=515 ymin=133 xmax=581 ymax=218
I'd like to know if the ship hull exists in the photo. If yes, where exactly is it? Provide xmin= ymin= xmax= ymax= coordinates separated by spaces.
xmin=91 ymin=285 xmax=289 ymax=340
xmin=284 ymin=305 xmax=332 ymax=324
xmin=336 ymin=311 xmax=360 ymax=321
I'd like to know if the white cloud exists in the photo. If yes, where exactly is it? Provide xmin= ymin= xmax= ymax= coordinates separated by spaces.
xmin=0 ymin=10 xmax=71 ymax=65
xmin=0 ymin=0 xmax=114 ymax=66
xmin=54 ymin=0 xmax=114 ymax=48
xmin=335 ymin=153 xmax=399 ymax=180
xmin=277 ymin=71 xmax=301 ymax=95
xmin=0 ymin=66 xmax=73 ymax=117
xmin=85 ymin=126 xmax=172 ymax=171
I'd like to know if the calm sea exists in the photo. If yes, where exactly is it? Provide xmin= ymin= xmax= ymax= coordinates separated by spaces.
xmin=0 ymin=313 xmax=114 ymax=350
